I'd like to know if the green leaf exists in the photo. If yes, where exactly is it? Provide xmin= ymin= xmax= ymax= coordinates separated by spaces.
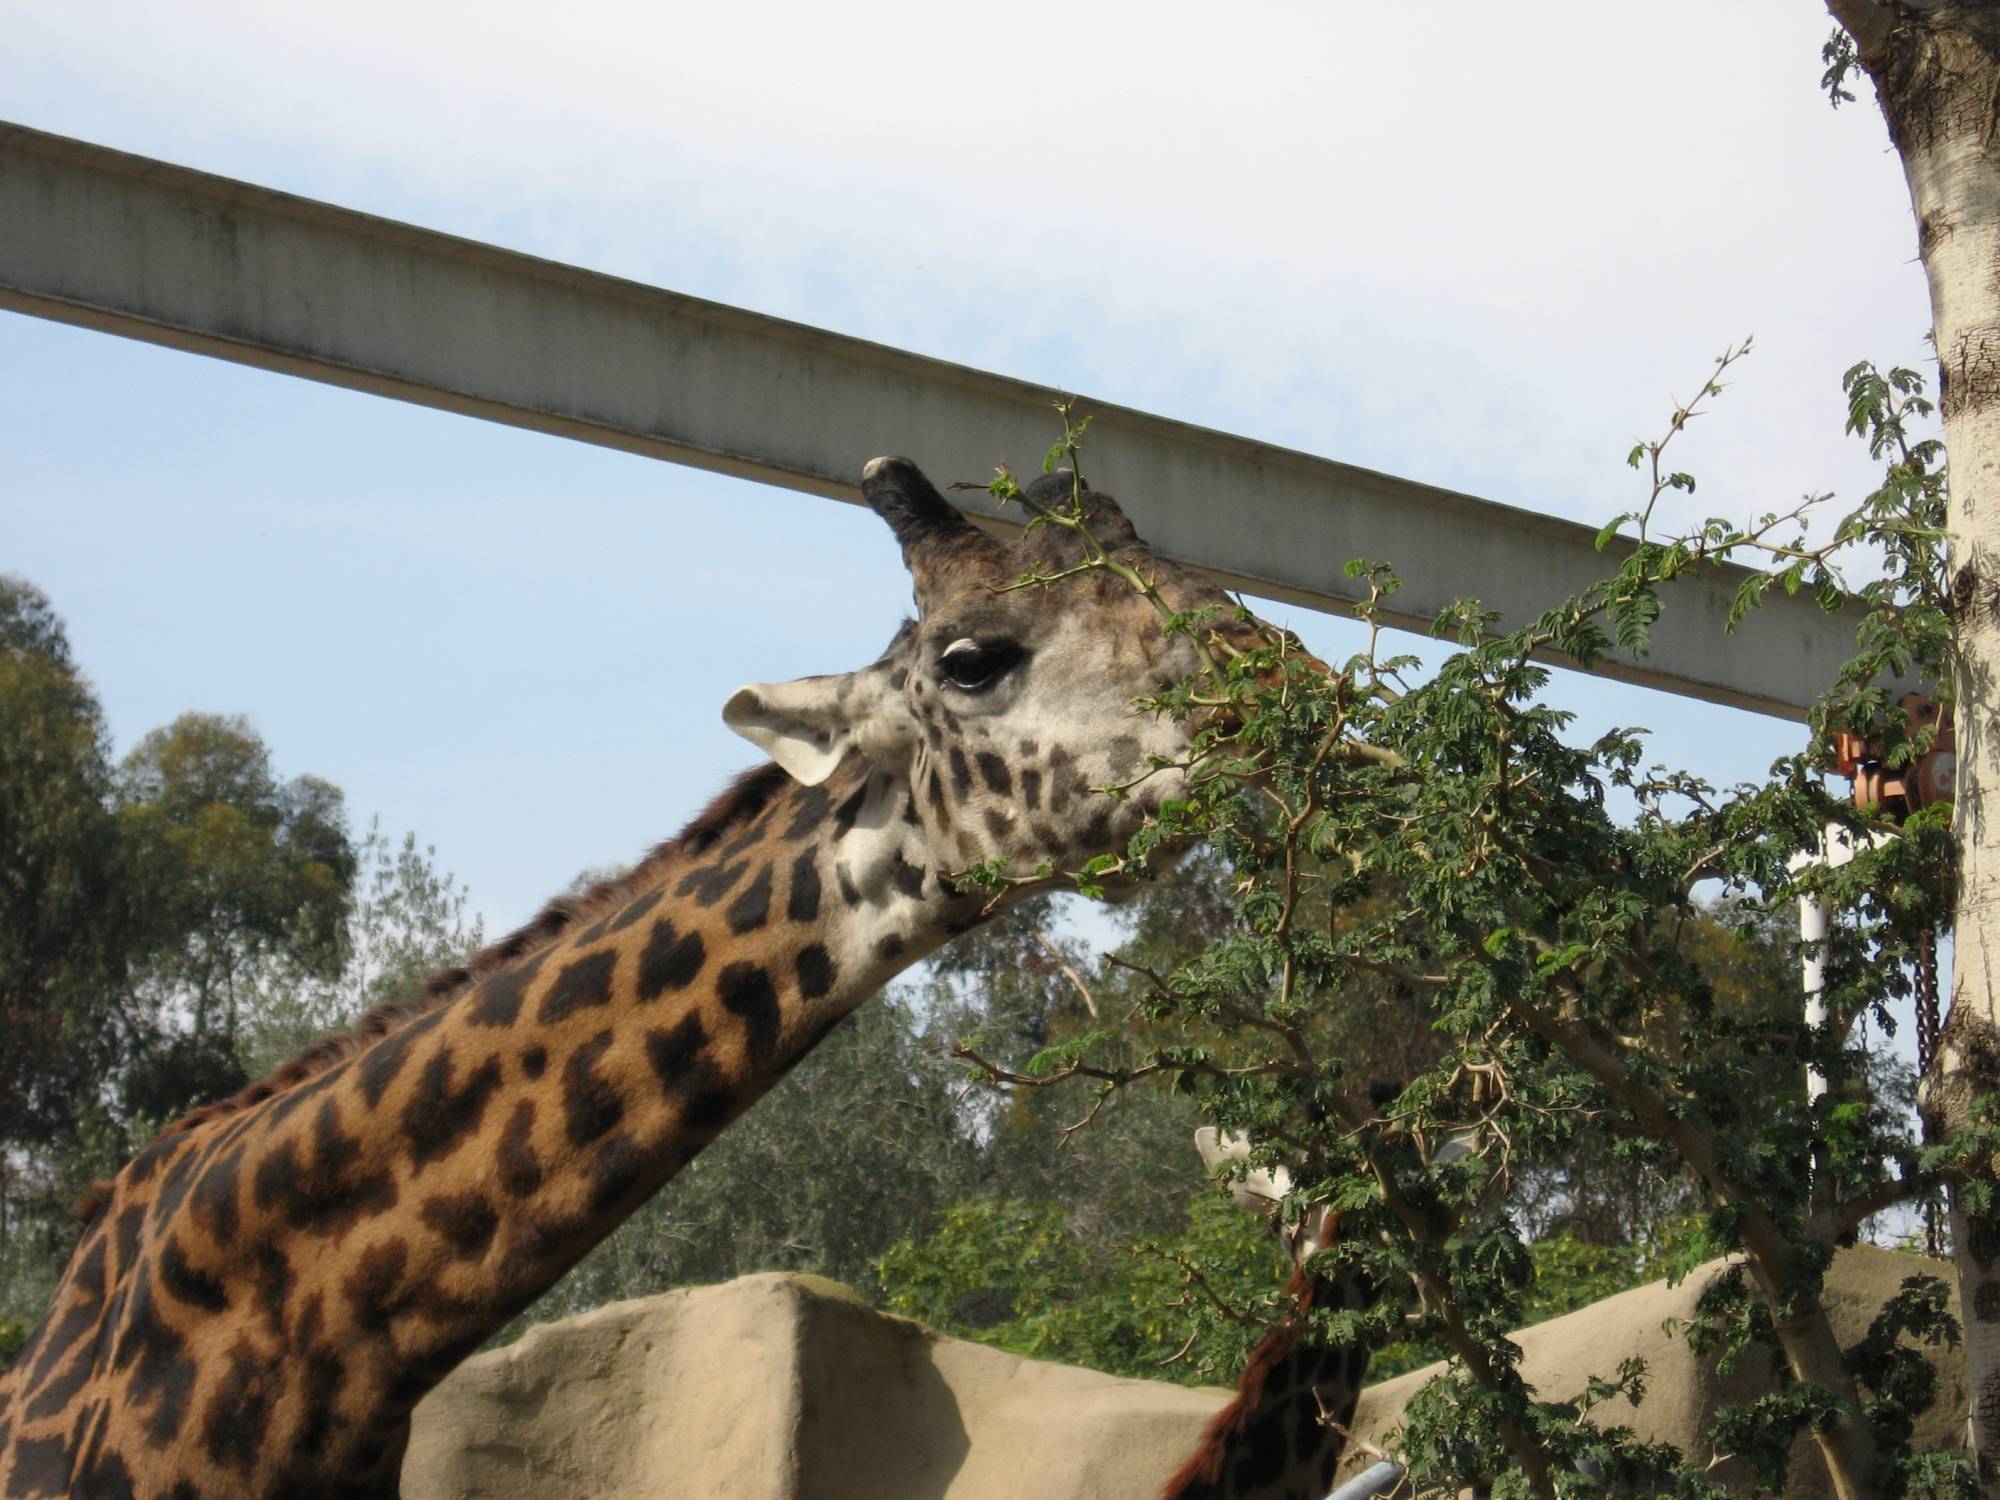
xmin=1535 ymin=942 xmax=1592 ymax=973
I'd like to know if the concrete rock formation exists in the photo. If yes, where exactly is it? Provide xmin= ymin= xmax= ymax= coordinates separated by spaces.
xmin=402 ymin=1273 xmax=1227 ymax=1500
xmin=1342 ymin=1244 xmax=1967 ymax=1498
xmin=403 ymin=1249 xmax=1966 ymax=1500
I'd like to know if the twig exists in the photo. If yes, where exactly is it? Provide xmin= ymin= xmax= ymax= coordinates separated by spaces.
xmin=1033 ymin=931 xmax=1102 ymax=1020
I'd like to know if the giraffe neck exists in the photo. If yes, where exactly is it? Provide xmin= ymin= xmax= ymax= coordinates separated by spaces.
xmin=0 ymin=757 xmax=978 ymax=1498
xmin=1160 ymin=1263 xmax=1375 ymax=1500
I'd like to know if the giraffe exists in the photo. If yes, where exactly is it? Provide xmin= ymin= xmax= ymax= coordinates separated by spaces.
xmin=1160 ymin=1128 xmax=1380 ymax=1500
xmin=0 ymin=455 xmax=1283 ymax=1500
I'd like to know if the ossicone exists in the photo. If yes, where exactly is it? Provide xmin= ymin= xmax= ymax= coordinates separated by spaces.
xmin=1019 ymin=467 xmax=1143 ymax=560
xmin=860 ymin=455 xmax=1007 ymax=589
xmin=861 ymin=456 xmax=975 ymax=550
xmin=1023 ymin=468 xmax=1141 ymax=548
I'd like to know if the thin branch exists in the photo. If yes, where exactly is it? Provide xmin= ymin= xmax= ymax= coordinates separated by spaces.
xmin=1155 ymin=1328 xmax=1201 ymax=1368
xmin=1832 ymin=1169 xmax=1949 ymax=1240
xmin=1103 ymin=952 xmax=1171 ymax=990
xmin=1033 ymin=931 xmax=1101 ymax=1020
xmin=1163 ymin=1250 xmax=1266 ymax=1328
xmin=1325 ymin=1420 xmax=1394 ymax=1467
xmin=951 ymin=1043 xmax=1308 ymax=1095
xmin=1344 ymin=955 xmax=1450 ymax=989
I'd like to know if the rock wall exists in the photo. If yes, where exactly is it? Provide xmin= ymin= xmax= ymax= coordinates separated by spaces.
xmin=404 ymin=1249 xmax=1965 ymax=1500
xmin=1340 ymin=1244 xmax=1968 ymax=1499
xmin=402 ymin=1273 xmax=1226 ymax=1500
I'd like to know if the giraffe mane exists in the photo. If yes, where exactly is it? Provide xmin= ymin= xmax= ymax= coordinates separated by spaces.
xmin=1158 ymin=1261 xmax=1329 ymax=1500
xmin=72 ymin=761 xmax=794 ymax=1230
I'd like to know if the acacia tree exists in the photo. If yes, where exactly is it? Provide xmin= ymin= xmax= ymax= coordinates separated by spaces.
xmin=950 ymin=355 xmax=1962 ymax=1498
xmin=1824 ymin=6 xmax=2000 ymax=1490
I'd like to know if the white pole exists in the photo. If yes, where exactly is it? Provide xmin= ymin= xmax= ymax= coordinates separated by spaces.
xmin=1792 ymin=822 xmax=1895 ymax=1104
xmin=1799 ymin=865 xmax=1833 ymax=1104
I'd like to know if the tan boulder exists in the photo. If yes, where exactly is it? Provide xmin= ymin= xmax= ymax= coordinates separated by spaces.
xmin=1342 ymin=1244 xmax=1968 ymax=1498
xmin=402 ymin=1272 xmax=1230 ymax=1500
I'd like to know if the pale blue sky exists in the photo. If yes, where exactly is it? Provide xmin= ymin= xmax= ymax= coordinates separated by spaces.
xmin=2 ymin=3 xmax=1932 ymax=967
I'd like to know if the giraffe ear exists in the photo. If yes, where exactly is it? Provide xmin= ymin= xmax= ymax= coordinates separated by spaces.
xmin=722 ymin=674 xmax=872 ymax=786
xmin=1195 ymin=1127 xmax=1292 ymax=1213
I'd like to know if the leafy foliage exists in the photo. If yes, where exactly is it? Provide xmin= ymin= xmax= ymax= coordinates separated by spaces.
xmin=233 ymin=819 xmax=483 ymax=1081
xmin=0 ymin=577 xmax=128 ymax=1151
xmin=942 ymin=360 xmax=1968 ymax=1496
xmin=1822 ymin=27 xmax=1860 ymax=109
xmin=878 ymin=1194 xmax=1280 ymax=1385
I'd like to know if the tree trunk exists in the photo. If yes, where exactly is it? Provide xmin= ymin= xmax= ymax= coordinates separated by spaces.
xmin=1832 ymin=2 xmax=2000 ymax=1490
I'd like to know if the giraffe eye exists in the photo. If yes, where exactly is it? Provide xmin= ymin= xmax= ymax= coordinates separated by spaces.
xmin=939 ymin=640 xmax=1023 ymax=693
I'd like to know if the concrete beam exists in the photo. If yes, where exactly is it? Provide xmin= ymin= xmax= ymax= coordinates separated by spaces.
xmin=0 ymin=120 xmax=1860 ymax=720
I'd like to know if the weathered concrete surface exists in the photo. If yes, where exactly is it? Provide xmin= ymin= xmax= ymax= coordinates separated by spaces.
xmin=403 ymin=1250 xmax=1965 ymax=1500
xmin=402 ymin=1273 xmax=1227 ymax=1500
xmin=1343 ymin=1245 xmax=1968 ymax=1498
xmin=0 ymin=119 xmax=1867 ymax=720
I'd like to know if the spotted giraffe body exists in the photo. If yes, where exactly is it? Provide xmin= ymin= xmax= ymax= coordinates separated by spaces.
xmin=0 ymin=756 xmax=966 ymax=1498
xmin=0 ymin=456 xmax=1310 ymax=1499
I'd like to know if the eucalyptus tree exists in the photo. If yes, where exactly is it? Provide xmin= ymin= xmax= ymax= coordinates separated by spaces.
xmin=1824 ymin=8 xmax=2000 ymax=1489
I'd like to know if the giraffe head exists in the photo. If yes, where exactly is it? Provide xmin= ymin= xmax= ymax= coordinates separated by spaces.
xmin=724 ymin=455 xmax=1259 ymax=898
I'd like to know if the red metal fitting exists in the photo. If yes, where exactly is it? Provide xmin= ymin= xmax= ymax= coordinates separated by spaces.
xmin=1830 ymin=694 xmax=1954 ymax=817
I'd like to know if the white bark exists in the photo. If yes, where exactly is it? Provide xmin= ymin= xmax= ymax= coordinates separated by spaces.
xmin=1920 ymin=118 xmax=2000 ymax=1500
xmin=1842 ymin=4 xmax=2000 ymax=1490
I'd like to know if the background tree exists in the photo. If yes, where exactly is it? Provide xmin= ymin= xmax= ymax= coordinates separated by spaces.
xmin=233 ymin=819 xmax=485 ymax=1081
xmin=113 ymin=711 xmax=355 ymax=1120
xmin=0 ymin=579 xmax=478 ymax=1368
xmin=0 ymin=577 xmax=127 ymax=1208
